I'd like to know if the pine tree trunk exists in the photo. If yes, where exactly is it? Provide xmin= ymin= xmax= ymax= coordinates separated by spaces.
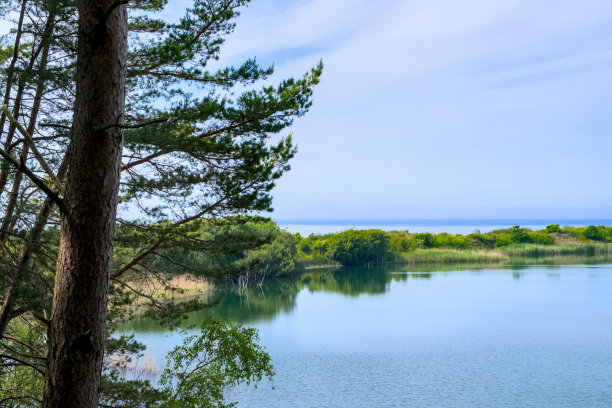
xmin=43 ymin=1 xmax=127 ymax=406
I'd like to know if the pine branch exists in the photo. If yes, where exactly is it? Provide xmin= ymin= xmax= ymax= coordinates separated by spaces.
xmin=0 ymin=146 xmax=65 ymax=213
xmin=1 ymin=334 xmax=46 ymax=358
xmin=99 ymin=117 xmax=167 ymax=132
xmin=2 ymin=335 xmax=45 ymax=358
xmin=111 ymin=240 xmax=162 ymax=279
xmin=31 ymin=312 xmax=51 ymax=327
xmin=0 ymin=354 xmax=45 ymax=375
xmin=1 ymin=105 xmax=65 ymax=194
xmin=110 ymin=277 xmax=169 ymax=311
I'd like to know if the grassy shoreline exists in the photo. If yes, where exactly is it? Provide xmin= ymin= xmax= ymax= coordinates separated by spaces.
xmin=295 ymin=224 xmax=612 ymax=268
xmin=127 ymin=243 xmax=611 ymax=314
xmin=299 ymin=242 xmax=612 ymax=268
xmin=125 ymin=224 xmax=612 ymax=307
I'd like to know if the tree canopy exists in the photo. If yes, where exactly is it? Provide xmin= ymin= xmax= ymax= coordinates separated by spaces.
xmin=0 ymin=0 xmax=321 ymax=405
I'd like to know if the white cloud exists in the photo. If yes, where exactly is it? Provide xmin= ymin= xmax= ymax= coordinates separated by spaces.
xmin=5 ymin=0 xmax=605 ymax=218
xmin=218 ymin=0 xmax=381 ymax=64
xmin=246 ymin=0 xmax=612 ymax=218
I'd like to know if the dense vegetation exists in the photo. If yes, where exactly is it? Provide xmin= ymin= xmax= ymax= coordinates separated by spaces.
xmin=113 ymin=217 xmax=302 ymax=281
xmin=231 ymin=222 xmax=612 ymax=274
xmin=299 ymin=224 xmax=612 ymax=264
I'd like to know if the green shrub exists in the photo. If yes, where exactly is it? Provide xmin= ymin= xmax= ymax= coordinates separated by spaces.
xmin=560 ymin=226 xmax=580 ymax=239
xmin=492 ymin=233 xmax=512 ymax=247
xmin=583 ymin=225 xmax=604 ymax=241
xmin=244 ymin=231 xmax=301 ymax=277
xmin=545 ymin=224 xmax=561 ymax=233
xmin=158 ymin=318 xmax=274 ymax=408
xmin=510 ymin=226 xmax=533 ymax=243
xmin=433 ymin=233 xmax=468 ymax=249
xmin=313 ymin=240 xmax=328 ymax=255
xmin=298 ymin=240 xmax=312 ymax=254
xmin=600 ymin=226 xmax=612 ymax=242
xmin=410 ymin=232 xmax=434 ymax=249
xmin=466 ymin=233 xmax=496 ymax=249
xmin=389 ymin=233 xmax=410 ymax=252
xmin=529 ymin=232 xmax=555 ymax=245
xmin=322 ymin=229 xmax=389 ymax=265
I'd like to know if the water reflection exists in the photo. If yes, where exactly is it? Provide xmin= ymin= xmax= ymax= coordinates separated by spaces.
xmin=507 ymin=254 xmax=612 ymax=266
xmin=211 ymin=278 xmax=300 ymax=324
xmin=121 ymin=256 xmax=612 ymax=332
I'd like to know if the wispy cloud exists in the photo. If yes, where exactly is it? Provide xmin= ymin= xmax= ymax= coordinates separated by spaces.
xmin=5 ymin=0 xmax=606 ymax=218
xmin=243 ymin=0 xmax=612 ymax=218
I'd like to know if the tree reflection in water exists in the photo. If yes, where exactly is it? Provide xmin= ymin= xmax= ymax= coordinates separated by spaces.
xmin=121 ymin=254 xmax=611 ymax=332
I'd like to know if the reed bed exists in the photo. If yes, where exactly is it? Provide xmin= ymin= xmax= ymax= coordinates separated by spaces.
xmin=106 ymin=353 xmax=158 ymax=379
xmin=507 ymin=254 xmax=612 ymax=266
xmin=501 ymin=243 xmax=612 ymax=257
xmin=299 ymin=256 xmax=339 ymax=268
xmin=391 ymin=248 xmax=508 ymax=264
xmin=127 ymin=274 xmax=214 ymax=304
xmin=297 ymin=244 xmax=612 ymax=269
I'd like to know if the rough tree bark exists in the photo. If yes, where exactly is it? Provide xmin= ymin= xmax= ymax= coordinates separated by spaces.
xmin=43 ymin=1 xmax=127 ymax=406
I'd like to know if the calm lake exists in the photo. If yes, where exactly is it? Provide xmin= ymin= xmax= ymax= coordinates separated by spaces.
xmin=121 ymin=262 xmax=612 ymax=407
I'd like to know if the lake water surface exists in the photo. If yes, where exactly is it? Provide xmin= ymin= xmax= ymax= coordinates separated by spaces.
xmin=122 ymin=263 xmax=612 ymax=407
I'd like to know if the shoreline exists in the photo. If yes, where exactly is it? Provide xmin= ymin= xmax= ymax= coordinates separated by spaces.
xmin=301 ymin=244 xmax=612 ymax=270
xmin=295 ymin=225 xmax=612 ymax=269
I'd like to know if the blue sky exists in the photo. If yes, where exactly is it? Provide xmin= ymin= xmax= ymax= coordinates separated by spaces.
xmin=4 ymin=0 xmax=611 ymax=219
xmin=210 ymin=0 xmax=612 ymax=219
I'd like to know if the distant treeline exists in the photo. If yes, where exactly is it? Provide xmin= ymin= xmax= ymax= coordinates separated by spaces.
xmin=298 ymin=224 xmax=612 ymax=264
xmin=225 ymin=222 xmax=612 ymax=274
xmin=120 ymin=220 xmax=612 ymax=280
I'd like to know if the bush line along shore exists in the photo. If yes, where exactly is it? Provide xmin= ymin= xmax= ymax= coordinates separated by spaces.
xmin=201 ymin=222 xmax=612 ymax=278
xmin=295 ymin=224 xmax=612 ymax=268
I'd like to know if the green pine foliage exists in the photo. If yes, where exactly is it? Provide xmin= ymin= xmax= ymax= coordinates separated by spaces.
xmin=0 ymin=0 xmax=321 ymax=405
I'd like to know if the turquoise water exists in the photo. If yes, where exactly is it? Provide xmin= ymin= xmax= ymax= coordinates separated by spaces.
xmin=123 ymin=264 xmax=612 ymax=407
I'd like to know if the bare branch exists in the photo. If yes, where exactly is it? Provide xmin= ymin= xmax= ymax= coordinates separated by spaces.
xmin=39 ymin=122 xmax=72 ymax=130
xmin=111 ymin=240 xmax=162 ymax=280
xmin=110 ymin=277 xmax=168 ymax=311
xmin=0 ymin=353 xmax=45 ymax=375
xmin=121 ymin=150 xmax=167 ymax=171
xmin=0 ymin=147 xmax=65 ymax=212
xmin=1 ymin=334 xmax=45 ymax=357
